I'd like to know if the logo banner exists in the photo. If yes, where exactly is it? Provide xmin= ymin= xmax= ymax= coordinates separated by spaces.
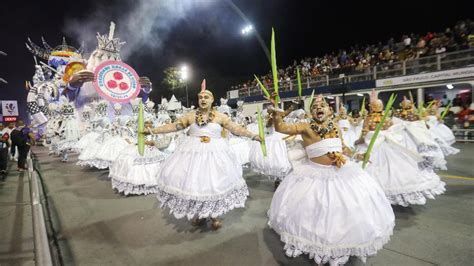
xmin=1 ymin=100 xmax=19 ymax=116
xmin=94 ymin=60 xmax=141 ymax=103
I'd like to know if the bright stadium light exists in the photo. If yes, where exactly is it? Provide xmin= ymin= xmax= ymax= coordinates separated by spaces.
xmin=180 ymin=65 xmax=188 ymax=81
xmin=446 ymin=84 xmax=454 ymax=89
xmin=241 ymin=24 xmax=253 ymax=35
xmin=180 ymin=65 xmax=190 ymax=107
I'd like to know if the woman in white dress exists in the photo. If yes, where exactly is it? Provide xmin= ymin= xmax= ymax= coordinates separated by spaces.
xmin=392 ymin=97 xmax=446 ymax=170
xmin=335 ymin=104 xmax=357 ymax=149
xmin=54 ymin=99 xmax=81 ymax=162
xmin=282 ymin=101 xmax=310 ymax=166
xmin=94 ymin=103 xmax=134 ymax=169
xmin=110 ymin=116 xmax=168 ymax=195
xmin=348 ymin=109 xmax=364 ymax=147
xmin=267 ymin=94 xmax=395 ymax=265
xmin=73 ymin=102 xmax=103 ymax=153
xmin=76 ymin=101 xmax=111 ymax=168
xmin=356 ymin=91 xmax=446 ymax=207
xmin=144 ymin=85 xmax=260 ymax=230
xmin=248 ymin=109 xmax=292 ymax=187
xmin=424 ymin=102 xmax=459 ymax=156
xmin=223 ymin=100 xmax=251 ymax=166
xmin=46 ymin=103 xmax=61 ymax=154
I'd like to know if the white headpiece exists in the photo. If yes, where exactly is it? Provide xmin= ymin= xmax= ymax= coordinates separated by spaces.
xmin=146 ymin=100 xmax=155 ymax=110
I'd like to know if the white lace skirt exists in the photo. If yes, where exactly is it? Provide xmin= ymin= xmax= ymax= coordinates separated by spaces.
xmin=364 ymin=140 xmax=446 ymax=207
xmin=249 ymin=133 xmax=292 ymax=180
xmin=434 ymin=138 xmax=460 ymax=157
xmin=268 ymin=160 xmax=394 ymax=265
xmin=155 ymin=136 xmax=249 ymax=220
xmin=73 ymin=131 xmax=99 ymax=153
xmin=77 ymin=135 xmax=109 ymax=169
xmin=430 ymin=122 xmax=456 ymax=145
xmin=55 ymin=139 xmax=79 ymax=153
xmin=110 ymin=145 xmax=167 ymax=195
xmin=95 ymin=136 xmax=132 ymax=166
xmin=398 ymin=125 xmax=447 ymax=170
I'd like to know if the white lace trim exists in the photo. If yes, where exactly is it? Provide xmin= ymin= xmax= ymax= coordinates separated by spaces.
xmin=77 ymin=159 xmax=110 ymax=169
xmin=111 ymin=179 xmax=158 ymax=195
xmin=418 ymin=157 xmax=433 ymax=170
xmin=268 ymin=221 xmax=394 ymax=265
xmin=417 ymin=143 xmax=440 ymax=153
xmin=434 ymin=138 xmax=460 ymax=156
xmin=418 ymin=156 xmax=447 ymax=171
xmin=156 ymin=184 xmax=249 ymax=220
xmin=133 ymin=153 xmax=166 ymax=165
xmin=251 ymin=167 xmax=290 ymax=180
xmin=55 ymin=140 xmax=79 ymax=152
xmin=386 ymin=181 xmax=446 ymax=207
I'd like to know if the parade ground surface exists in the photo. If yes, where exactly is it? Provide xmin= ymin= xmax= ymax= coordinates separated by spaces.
xmin=1 ymin=144 xmax=473 ymax=266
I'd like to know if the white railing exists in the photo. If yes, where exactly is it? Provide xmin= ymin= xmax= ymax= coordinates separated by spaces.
xmin=453 ymin=128 xmax=474 ymax=142
xmin=27 ymin=157 xmax=53 ymax=266
xmin=234 ymin=48 xmax=474 ymax=98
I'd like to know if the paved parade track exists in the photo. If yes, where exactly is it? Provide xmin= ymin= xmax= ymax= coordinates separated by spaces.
xmin=1 ymin=144 xmax=473 ymax=266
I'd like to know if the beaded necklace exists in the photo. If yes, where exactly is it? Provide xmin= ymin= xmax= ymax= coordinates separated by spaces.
xmin=310 ymin=119 xmax=337 ymax=139
xmin=195 ymin=109 xmax=215 ymax=127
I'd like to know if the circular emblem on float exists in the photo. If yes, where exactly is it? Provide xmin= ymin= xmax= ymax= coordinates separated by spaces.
xmin=94 ymin=60 xmax=141 ymax=103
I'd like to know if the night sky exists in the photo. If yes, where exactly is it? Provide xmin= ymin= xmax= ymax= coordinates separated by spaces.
xmin=0 ymin=0 xmax=472 ymax=117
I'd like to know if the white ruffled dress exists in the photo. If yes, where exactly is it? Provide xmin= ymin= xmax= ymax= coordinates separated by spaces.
xmin=45 ymin=115 xmax=60 ymax=147
xmin=77 ymin=118 xmax=113 ymax=169
xmin=73 ymin=116 xmax=109 ymax=153
xmin=361 ymin=125 xmax=446 ymax=206
xmin=425 ymin=115 xmax=459 ymax=156
xmin=55 ymin=116 xmax=82 ymax=154
xmin=248 ymin=126 xmax=292 ymax=181
xmin=94 ymin=116 xmax=133 ymax=169
xmin=155 ymin=123 xmax=249 ymax=220
xmin=228 ymin=133 xmax=251 ymax=165
xmin=110 ymin=134 xmax=168 ymax=195
xmin=268 ymin=138 xmax=395 ymax=265
xmin=73 ymin=131 xmax=99 ymax=153
xmin=392 ymin=118 xmax=447 ymax=170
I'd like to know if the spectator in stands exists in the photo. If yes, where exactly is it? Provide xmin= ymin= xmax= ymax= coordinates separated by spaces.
xmin=452 ymin=94 xmax=464 ymax=107
xmin=426 ymin=94 xmax=435 ymax=104
xmin=441 ymin=94 xmax=450 ymax=107
xmin=458 ymin=104 xmax=473 ymax=128
xmin=230 ymin=20 xmax=471 ymax=95
xmin=403 ymin=35 xmax=412 ymax=48
xmin=435 ymin=44 xmax=447 ymax=54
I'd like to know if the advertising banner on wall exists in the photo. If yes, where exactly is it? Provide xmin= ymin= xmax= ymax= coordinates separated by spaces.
xmin=376 ymin=67 xmax=474 ymax=87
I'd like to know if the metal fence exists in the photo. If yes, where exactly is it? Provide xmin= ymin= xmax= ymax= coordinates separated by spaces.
xmin=236 ymin=48 xmax=474 ymax=98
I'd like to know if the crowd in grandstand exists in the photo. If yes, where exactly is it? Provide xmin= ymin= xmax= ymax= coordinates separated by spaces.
xmin=231 ymin=20 xmax=473 ymax=92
